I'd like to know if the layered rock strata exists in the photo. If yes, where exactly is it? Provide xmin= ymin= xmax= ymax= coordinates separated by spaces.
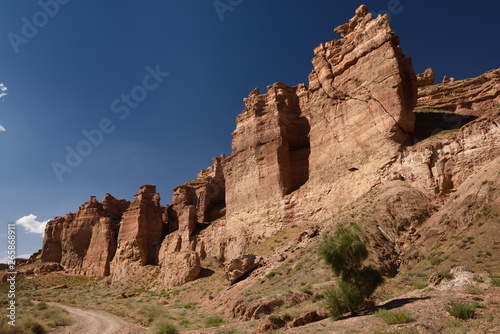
xmin=36 ymin=5 xmax=500 ymax=288
xmin=223 ymin=5 xmax=417 ymax=259
xmin=41 ymin=194 xmax=130 ymax=276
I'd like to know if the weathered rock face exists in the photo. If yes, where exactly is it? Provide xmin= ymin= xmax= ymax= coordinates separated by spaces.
xmin=224 ymin=83 xmax=311 ymax=258
xmin=35 ymin=5 xmax=499 ymax=293
xmin=392 ymin=108 xmax=500 ymax=196
xmin=41 ymin=194 xmax=130 ymax=276
xmin=412 ymin=157 xmax=500 ymax=249
xmin=224 ymin=5 xmax=417 ymax=259
xmin=416 ymin=68 xmax=436 ymax=87
xmin=158 ymin=251 xmax=201 ymax=287
xmin=111 ymin=185 xmax=163 ymax=281
xmin=224 ymin=254 xmax=263 ymax=284
xmin=41 ymin=217 xmax=64 ymax=263
xmin=80 ymin=217 xmax=117 ymax=276
xmin=416 ymin=68 xmax=500 ymax=116
xmin=59 ymin=197 xmax=103 ymax=273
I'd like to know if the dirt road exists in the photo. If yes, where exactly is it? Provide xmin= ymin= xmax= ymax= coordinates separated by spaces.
xmin=50 ymin=303 xmax=146 ymax=334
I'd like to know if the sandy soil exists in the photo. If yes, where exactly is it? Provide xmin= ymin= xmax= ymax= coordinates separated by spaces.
xmin=49 ymin=303 xmax=146 ymax=334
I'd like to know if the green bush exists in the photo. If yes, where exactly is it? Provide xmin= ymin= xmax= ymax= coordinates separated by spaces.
xmin=319 ymin=223 xmax=384 ymax=319
xmin=205 ymin=316 xmax=224 ymax=328
xmin=150 ymin=319 xmax=178 ymax=334
xmin=447 ymin=301 xmax=477 ymax=320
xmin=374 ymin=309 xmax=414 ymax=324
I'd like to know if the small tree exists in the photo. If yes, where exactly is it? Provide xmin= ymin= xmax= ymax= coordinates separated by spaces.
xmin=319 ymin=223 xmax=383 ymax=319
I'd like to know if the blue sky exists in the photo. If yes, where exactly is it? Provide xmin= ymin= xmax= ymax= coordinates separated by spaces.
xmin=1 ymin=0 xmax=499 ymax=261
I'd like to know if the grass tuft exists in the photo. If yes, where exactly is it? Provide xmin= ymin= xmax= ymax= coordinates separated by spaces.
xmin=150 ymin=318 xmax=178 ymax=334
xmin=205 ymin=316 xmax=224 ymax=328
xmin=374 ymin=309 xmax=414 ymax=324
xmin=446 ymin=301 xmax=477 ymax=320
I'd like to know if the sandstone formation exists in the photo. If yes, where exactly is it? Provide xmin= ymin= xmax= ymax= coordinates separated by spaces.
xmin=224 ymin=254 xmax=263 ymax=284
xmin=224 ymin=5 xmax=417 ymax=260
xmin=41 ymin=194 xmax=130 ymax=276
xmin=416 ymin=68 xmax=435 ymax=87
xmin=416 ymin=68 xmax=500 ymax=116
xmin=392 ymin=108 xmax=500 ymax=196
xmin=34 ymin=5 xmax=499 ymax=294
xmin=158 ymin=251 xmax=201 ymax=287
xmin=111 ymin=185 xmax=163 ymax=281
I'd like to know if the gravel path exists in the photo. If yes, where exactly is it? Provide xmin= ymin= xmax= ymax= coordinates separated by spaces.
xmin=49 ymin=303 xmax=146 ymax=334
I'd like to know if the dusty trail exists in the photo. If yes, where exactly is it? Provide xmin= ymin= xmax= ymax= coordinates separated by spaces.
xmin=49 ymin=303 xmax=146 ymax=334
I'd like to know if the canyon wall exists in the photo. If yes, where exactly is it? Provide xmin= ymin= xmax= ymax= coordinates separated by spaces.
xmin=223 ymin=5 xmax=417 ymax=259
xmin=37 ymin=5 xmax=500 ymax=286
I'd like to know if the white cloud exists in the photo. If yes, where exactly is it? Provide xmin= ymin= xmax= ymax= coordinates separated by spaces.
xmin=0 ymin=83 xmax=7 ymax=99
xmin=16 ymin=214 xmax=48 ymax=235
xmin=0 ymin=125 xmax=5 ymax=132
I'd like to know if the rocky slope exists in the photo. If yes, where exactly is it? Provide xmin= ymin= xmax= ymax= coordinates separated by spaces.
xmin=20 ymin=5 xmax=498 ymax=297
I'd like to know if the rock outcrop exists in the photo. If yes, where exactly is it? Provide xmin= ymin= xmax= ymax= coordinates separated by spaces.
xmin=35 ymin=5 xmax=500 ymax=292
xmin=41 ymin=194 xmax=130 ymax=276
xmin=416 ymin=68 xmax=435 ymax=87
xmin=158 ymin=251 xmax=201 ymax=287
xmin=416 ymin=68 xmax=500 ymax=116
xmin=392 ymin=108 xmax=500 ymax=196
xmin=224 ymin=5 xmax=417 ymax=259
xmin=224 ymin=254 xmax=263 ymax=284
xmin=111 ymin=185 xmax=163 ymax=281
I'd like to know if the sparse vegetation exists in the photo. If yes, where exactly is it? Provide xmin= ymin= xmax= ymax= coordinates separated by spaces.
xmin=426 ymin=251 xmax=445 ymax=266
xmin=447 ymin=301 xmax=478 ymax=320
xmin=205 ymin=316 xmax=224 ymax=328
xmin=373 ymin=329 xmax=418 ymax=334
xmin=150 ymin=318 xmax=178 ymax=334
xmin=374 ymin=309 xmax=414 ymax=324
xmin=0 ymin=299 xmax=71 ymax=334
xmin=491 ymin=278 xmax=500 ymax=287
xmin=217 ymin=329 xmax=239 ymax=334
xmin=319 ymin=223 xmax=384 ymax=319
xmin=464 ymin=284 xmax=482 ymax=295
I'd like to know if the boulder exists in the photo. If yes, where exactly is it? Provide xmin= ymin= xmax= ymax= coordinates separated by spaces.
xmin=416 ymin=68 xmax=435 ymax=87
xmin=224 ymin=254 xmax=263 ymax=284
xmin=290 ymin=310 xmax=328 ymax=327
xmin=159 ymin=251 xmax=201 ymax=287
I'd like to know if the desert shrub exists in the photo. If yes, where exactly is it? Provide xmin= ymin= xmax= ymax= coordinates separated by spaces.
xmin=298 ymin=285 xmax=312 ymax=294
xmin=217 ymin=329 xmax=239 ymax=334
xmin=447 ymin=301 xmax=477 ymax=320
xmin=374 ymin=309 xmax=414 ymax=324
xmin=179 ymin=318 xmax=190 ymax=327
xmin=18 ymin=316 xmax=47 ymax=334
xmin=464 ymin=284 xmax=482 ymax=294
xmin=150 ymin=318 xmax=178 ymax=334
xmin=205 ymin=316 xmax=224 ymax=328
xmin=319 ymin=223 xmax=384 ymax=319
xmin=41 ymin=306 xmax=72 ymax=326
xmin=490 ymin=278 xmax=500 ymax=287
xmin=138 ymin=303 xmax=170 ymax=324
xmin=36 ymin=301 xmax=49 ymax=310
